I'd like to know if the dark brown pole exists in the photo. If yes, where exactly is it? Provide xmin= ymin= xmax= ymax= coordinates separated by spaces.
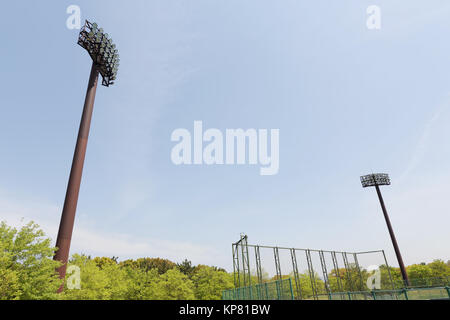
xmin=54 ymin=62 xmax=99 ymax=292
xmin=374 ymin=184 xmax=410 ymax=287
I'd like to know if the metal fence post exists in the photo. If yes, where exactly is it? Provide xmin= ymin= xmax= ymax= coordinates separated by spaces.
xmin=403 ymin=288 xmax=409 ymax=300
xmin=288 ymin=278 xmax=295 ymax=300
xmin=353 ymin=253 xmax=364 ymax=291
xmin=290 ymin=249 xmax=302 ymax=300
xmin=276 ymin=281 xmax=281 ymax=300
xmin=306 ymin=249 xmax=318 ymax=300
xmin=371 ymin=291 xmax=377 ymax=300
xmin=265 ymin=282 xmax=269 ymax=300
xmin=381 ymin=250 xmax=396 ymax=290
xmin=255 ymin=246 xmax=263 ymax=299
xmin=232 ymin=244 xmax=241 ymax=289
xmin=331 ymin=251 xmax=345 ymax=299
xmin=274 ymin=247 xmax=283 ymax=300
xmin=319 ymin=250 xmax=331 ymax=296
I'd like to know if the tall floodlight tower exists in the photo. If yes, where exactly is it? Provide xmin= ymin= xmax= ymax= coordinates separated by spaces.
xmin=360 ymin=173 xmax=410 ymax=287
xmin=54 ymin=20 xmax=119 ymax=291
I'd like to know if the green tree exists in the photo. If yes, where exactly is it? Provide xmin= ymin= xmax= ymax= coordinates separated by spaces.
xmin=328 ymin=267 xmax=365 ymax=292
xmin=61 ymin=254 xmax=129 ymax=300
xmin=177 ymin=259 xmax=196 ymax=278
xmin=407 ymin=264 xmax=434 ymax=286
xmin=427 ymin=259 xmax=450 ymax=278
xmin=0 ymin=221 xmax=61 ymax=300
xmin=192 ymin=266 xmax=234 ymax=300
xmin=122 ymin=266 xmax=161 ymax=299
xmin=120 ymin=257 xmax=176 ymax=275
xmin=93 ymin=256 xmax=119 ymax=269
xmin=378 ymin=265 xmax=402 ymax=289
xmin=155 ymin=268 xmax=195 ymax=300
xmin=407 ymin=264 xmax=433 ymax=279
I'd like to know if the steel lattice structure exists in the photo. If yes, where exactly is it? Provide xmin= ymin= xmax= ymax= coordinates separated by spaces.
xmin=77 ymin=20 xmax=120 ymax=87
xmin=360 ymin=173 xmax=390 ymax=188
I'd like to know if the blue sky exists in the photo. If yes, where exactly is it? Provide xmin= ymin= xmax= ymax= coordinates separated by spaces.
xmin=1 ymin=1 xmax=450 ymax=273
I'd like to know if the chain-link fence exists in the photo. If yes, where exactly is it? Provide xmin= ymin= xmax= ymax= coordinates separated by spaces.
xmin=222 ymin=278 xmax=294 ymax=300
xmin=224 ymin=283 xmax=450 ymax=300
xmin=231 ymin=234 xmax=396 ymax=300
xmin=322 ymin=286 xmax=450 ymax=300
xmin=228 ymin=235 xmax=450 ymax=300
xmin=392 ymin=276 xmax=449 ymax=289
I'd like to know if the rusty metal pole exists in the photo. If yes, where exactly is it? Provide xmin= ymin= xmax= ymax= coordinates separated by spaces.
xmin=374 ymin=184 xmax=410 ymax=287
xmin=54 ymin=62 xmax=99 ymax=292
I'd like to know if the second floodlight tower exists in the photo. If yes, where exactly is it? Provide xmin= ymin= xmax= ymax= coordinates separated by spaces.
xmin=54 ymin=20 xmax=120 ymax=290
xmin=360 ymin=173 xmax=410 ymax=287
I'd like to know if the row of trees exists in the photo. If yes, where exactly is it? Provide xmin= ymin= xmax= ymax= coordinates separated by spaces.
xmin=60 ymin=254 xmax=233 ymax=300
xmin=1 ymin=220 xmax=449 ymax=300
xmin=0 ymin=221 xmax=233 ymax=300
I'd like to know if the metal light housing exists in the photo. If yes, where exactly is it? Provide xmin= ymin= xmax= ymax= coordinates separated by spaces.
xmin=77 ymin=20 xmax=119 ymax=87
xmin=360 ymin=173 xmax=390 ymax=188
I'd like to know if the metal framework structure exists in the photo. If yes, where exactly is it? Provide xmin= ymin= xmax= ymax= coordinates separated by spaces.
xmin=232 ymin=235 xmax=395 ymax=300
xmin=361 ymin=173 xmax=390 ymax=188
xmin=77 ymin=20 xmax=120 ymax=87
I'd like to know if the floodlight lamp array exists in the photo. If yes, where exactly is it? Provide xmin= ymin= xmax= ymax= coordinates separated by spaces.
xmin=360 ymin=173 xmax=391 ymax=188
xmin=77 ymin=20 xmax=119 ymax=87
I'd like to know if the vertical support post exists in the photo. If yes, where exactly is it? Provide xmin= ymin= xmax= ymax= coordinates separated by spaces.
xmin=319 ymin=250 xmax=331 ymax=296
xmin=240 ymin=238 xmax=246 ymax=286
xmin=245 ymin=240 xmax=251 ymax=286
xmin=232 ymin=244 xmax=241 ymax=290
xmin=290 ymin=249 xmax=302 ymax=300
xmin=382 ymin=250 xmax=396 ymax=290
xmin=265 ymin=282 xmax=269 ymax=300
xmin=288 ymin=278 xmax=295 ymax=300
xmin=306 ymin=249 xmax=318 ymax=300
xmin=232 ymin=244 xmax=236 ymax=287
xmin=353 ymin=253 xmax=364 ymax=291
xmin=331 ymin=251 xmax=344 ymax=297
xmin=239 ymin=235 xmax=252 ymax=299
xmin=54 ymin=62 xmax=99 ymax=292
xmin=254 ymin=246 xmax=263 ymax=299
xmin=374 ymin=184 xmax=410 ymax=287
xmin=255 ymin=246 xmax=263 ymax=284
xmin=342 ymin=252 xmax=354 ymax=292
xmin=403 ymin=288 xmax=409 ymax=300
xmin=274 ymin=247 xmax=282 ymax=300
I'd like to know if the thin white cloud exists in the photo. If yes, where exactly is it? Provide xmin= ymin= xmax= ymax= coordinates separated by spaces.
xmin=0 ymin=191 xmax=219 ymax=265
xmin=399 ymin=97 xmax=449 ymax=183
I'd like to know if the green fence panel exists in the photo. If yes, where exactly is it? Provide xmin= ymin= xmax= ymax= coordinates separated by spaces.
xmin=222 ymin=278 xmax=294 ymax=300
xmin=324 ymin=287 xmax=449 ymax=301
xmin=224 ymin=279 xmax=450 ymax=301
